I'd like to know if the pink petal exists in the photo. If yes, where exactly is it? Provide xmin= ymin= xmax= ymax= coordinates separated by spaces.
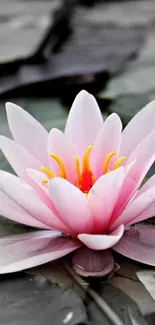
xmin=113 ymin=224 xmax=155 ymax=266
xmin=0 ymin=189 xmax=49 ymax=229
xmin=0 ymin=136 xmax=41 ymax=182
xmin=135 ymin=174 xmax=155 ymax=198
xmin=48 ymin=177 xmax=93 ymax=234
xmin=88 ymin=168 xmax=124 ymax=233
xmin=72 ymin=247 xmax=114 ymax=277
xmin=128 ymin=202 xmax=155 ymax=225
xmin=0 ymin=171 xmax=74 ymax=235
xmin=47 ymin=128 xmax=76 ymax=182
xmin=111 ymin=131 xmax=155 ymax=222
xmin=6 ymin=102 xmax=48 ymax=166
xmin=0 ymin=231 xmax=81 ymax=273
xmin=65 ymin=90 xmax=103 ymax=156
xmin=127 ymin=175 xmax=155 ymax=223
xmin=120 ymin=99 xmax=155 ymax=157
xmin=90 ymin=113 xmax=122 ymax=178
xmin=127 ymin=177 xmax=155 ymax=225
xmin=26 ymin=168 xmax=59 ymax=216
xmin=111 ymin=185 xmax=155 ymax=230
xmin=78 ymin=225 xmax=124 ymax=250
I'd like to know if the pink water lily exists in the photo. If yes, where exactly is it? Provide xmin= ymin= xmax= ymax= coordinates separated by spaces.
xmin=0 ymin=90 xmax=155 ymax=276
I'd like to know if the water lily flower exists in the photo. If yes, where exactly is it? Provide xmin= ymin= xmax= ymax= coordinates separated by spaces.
xmin=0 ymin=90 xmax=155 ymax=276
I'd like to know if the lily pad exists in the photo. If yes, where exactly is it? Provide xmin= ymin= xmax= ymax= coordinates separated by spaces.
xmin=0 ymin=217 xmax=32 ymax=238
xmin=0 ymin=0 xmax=145 ymax=97
xmin=84 ymin=1 xmax=155 ymax=27
xmin=137 ymin=270 xmax=155 ymax=301
xmin=0 ymin=0 xmax=61 ymax=63
xmin=98 ymin=24 xmax=155 ymax=124
xmin=109 ymin=256 xmax=155 ymax=317
xmin=28 ymin=261 xmax=86 ymax=298
xmin=0 ymin=273 xmax=88 ymax=325
xmin=88 ymin=281 xmax=148 ymax=325
xmin=107 ymin=91 xmax=155 ymax=125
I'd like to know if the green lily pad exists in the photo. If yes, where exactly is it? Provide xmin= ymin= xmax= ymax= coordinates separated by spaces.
xmin=0 ymin=273 xmax=87 ymax=325
xmin=98 ymin=23 xmax=155 ymax=126
xmin=0 ymin=217 xmax=32 ymax=238
xmin=0 ymin=0 xmax=61 ymax=63
xmin=110 ymin=256 xmax=155 ymax=317
xmin=107 ymin=92 xmax=155 ymax=125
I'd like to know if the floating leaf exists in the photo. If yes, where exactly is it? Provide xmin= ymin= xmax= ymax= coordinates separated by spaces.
xmin=88 ymin=281 xmax=148 ymax=325
xmin=127 ymin=305 xmax=147 ymax=325
xmin=0 ymin=0 xmax=61 ymax=63
xmin=136 ymin=270 xmax=155 ymax=301
xmin=0 ymin=273 xmax=88 ymax=325
xmin=28 ymin=260 xmax=86 ymax=298
xmin=109 ymin=257 xmax=155 ymax=318
xmin=0 ymin=217 xmax=32 ymax=238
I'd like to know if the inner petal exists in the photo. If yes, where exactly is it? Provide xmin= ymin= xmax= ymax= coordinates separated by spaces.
xmin=78 ymin=225 xmax=124 ymax=250
xmin=40 ymin=145 xmax=126 ymax=195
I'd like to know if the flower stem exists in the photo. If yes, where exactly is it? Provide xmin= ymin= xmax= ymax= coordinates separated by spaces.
xmin=64 ymin=263 xmax=124 ymax=325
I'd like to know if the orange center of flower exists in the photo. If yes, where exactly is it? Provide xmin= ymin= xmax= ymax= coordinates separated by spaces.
xmin=41 ymin=146 xmax=126 ymax=194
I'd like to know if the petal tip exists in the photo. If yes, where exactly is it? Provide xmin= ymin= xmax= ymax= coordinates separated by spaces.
xmin=6 ymin=102 xmax=21 ymax=113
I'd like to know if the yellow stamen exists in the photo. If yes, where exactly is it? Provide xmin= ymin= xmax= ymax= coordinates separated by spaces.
xmin=41 ymin=167 xmax=55 ymax=178
xmin=92 ymin=175 xmax=96 ymax=185
xmin=113 ymin=156 xmax=126 ymax=169
xmin=49 ymin=153 xmax=67 ymax=178
xmin=41 ymin=179 xmax=48 ymax=185
xmin=82 ymin=145 xmax=93 ymax=173
xmin=75 ymin=156 xmax=81 ymax=183
xmin=103 ymin=151 xmax=116 ymax=174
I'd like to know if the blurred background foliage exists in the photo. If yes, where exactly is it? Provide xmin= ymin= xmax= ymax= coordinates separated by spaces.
xmin=1 ymin=0 xmax=155 ymax=172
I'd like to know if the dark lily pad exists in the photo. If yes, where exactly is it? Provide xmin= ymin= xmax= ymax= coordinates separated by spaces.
xmin=98 ymin=21 xmax=155 ymax=123
xmin=28 ymin=260 xmax=86 ymax=298
xmin=87 ymin=283 xmax=148 ymax=325
xmin=0 ymin=0 xmax=61 ymax=63
xmin=0 ymin=273 xmax=88 ymax=325
xmin=137 ymin=270 xmax=155 ymax=301
xmin=80 ymin=1 xmax=155 ymax=27
xmin=109 ymin=256 xmax=155 ymax=319
xmin=0 ymin=0 xmax=144 ymax=97
xmin=0 ymin=217 xmax=32 ymax=238
xmin=106 ymin=93 xmax=155 ymax=125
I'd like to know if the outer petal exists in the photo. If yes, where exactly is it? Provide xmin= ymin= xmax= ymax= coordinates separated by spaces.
xmin=111 ymin=131 xmax=155 ymax=221
xmin=127 ymin=176 xmax=155 ymax=225
xmin=113 ymin=224 xmax=155 ymax=266
xmin=88 ymin=168 xmax=124 ymax=233
xmin=128 ymin=175 xmax=155 ymax=222
xmin=0 ymin=189 xmax=49 ymax=229
xmin=6 ymin=102 xmax=48 ymax=166
xmin=135 ymin=174 xmax=155 ymax=198
xmin=72 ymin=247 xmax=114 ymax=277
xmin=0 ymin=136 xmax=41 ymax=182
xmin=0 ymin=171 xmax=74 ymax=235
xmin=48 ymin=177 xmax=93 ymax=234
xmin=120 ymin=100 xmax=155 ymax=157
xmin=47 ymin=128 xmax=76 ymax=182
xmin=90 ymin=113 xmax=122 ymax=178
xmin=111 ymin=185 xmax=155 ymax=230
xmin=65 ymin=90 xmax=103 ymax=156
xmin=0 ymin=231 xmax=81 ymax=273
xmin=78 ymin=225 xmax=124 ymax=250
